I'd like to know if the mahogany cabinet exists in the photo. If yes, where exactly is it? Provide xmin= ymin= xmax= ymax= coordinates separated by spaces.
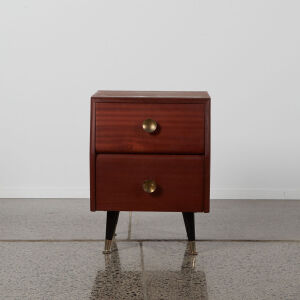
xmin=90 ymin=91 xmax=211 ymax=254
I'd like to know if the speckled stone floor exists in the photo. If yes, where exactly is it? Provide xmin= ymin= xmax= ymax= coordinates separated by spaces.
xmin=0 ymin=199 xmax=299 ymax=299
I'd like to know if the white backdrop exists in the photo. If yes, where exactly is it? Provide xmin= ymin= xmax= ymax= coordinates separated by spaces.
xmin=0 ymin=1 xmax=299 ymax=199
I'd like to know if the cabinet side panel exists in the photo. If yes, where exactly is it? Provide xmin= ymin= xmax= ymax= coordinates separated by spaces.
xmin=90 ymin=98 xmax=96 ymax=211
xmin=203 ymin=99 xmax=211 ymax=212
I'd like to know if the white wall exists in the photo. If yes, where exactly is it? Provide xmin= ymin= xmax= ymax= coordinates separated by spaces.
xmin=0 ymin=1 xmax=299 ymax=199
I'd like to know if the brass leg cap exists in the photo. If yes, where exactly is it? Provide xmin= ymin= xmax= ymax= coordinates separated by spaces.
xmin=103 ymin=239 xmax=113 ymax=254
xmin=188 ymin=241 xmax=198 ymax=255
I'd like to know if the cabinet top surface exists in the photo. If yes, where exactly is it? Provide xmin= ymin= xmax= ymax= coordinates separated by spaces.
xmin=92 ymin=90 xmax=210 ymax=100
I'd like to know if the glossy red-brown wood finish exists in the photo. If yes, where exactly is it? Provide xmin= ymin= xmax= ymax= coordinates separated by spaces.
xmin=90 ymin=99 xmax=96 ymax=211
xmin=204 ymin=99 xmax=211 ymax=212
xmin=90 ymin=91 xmax=211 ymax=213
xmin=95 ymin=103 xmax=205 ymax=154
xmin=95 ymin=154 xmax=204 ymax=212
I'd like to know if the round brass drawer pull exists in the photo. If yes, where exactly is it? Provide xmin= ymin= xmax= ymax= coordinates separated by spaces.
xmin=142 ymin=118 xmax=157 ymax=133
xmin=143 ymin=179 xmax=157 ymax=193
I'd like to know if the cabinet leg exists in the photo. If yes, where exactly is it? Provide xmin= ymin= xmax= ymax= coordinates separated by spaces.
xmin=182 ymin=212 xmax=197 ymax=255
xmin=103 ymin=211 xmax=120 ymax=254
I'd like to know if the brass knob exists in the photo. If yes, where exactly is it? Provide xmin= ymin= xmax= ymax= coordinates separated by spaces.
xmin=143 ymin=180 xmax=157 ymax=193
xmin=142 ymin=118 xmax=157 ymax=133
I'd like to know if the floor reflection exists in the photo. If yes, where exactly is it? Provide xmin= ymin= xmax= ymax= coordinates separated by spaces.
xmin=90 ymin=242 xmax=207 ymax=300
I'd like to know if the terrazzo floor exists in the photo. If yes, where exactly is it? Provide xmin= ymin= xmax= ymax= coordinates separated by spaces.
xmin=0 ymin=199 xmax=299 ymax=299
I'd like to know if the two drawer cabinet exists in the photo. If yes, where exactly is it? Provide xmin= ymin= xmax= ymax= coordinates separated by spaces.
xmin=90 ymin=91 xmax=211 ymax=254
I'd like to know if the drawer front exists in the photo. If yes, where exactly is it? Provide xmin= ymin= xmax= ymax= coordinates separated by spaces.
xmin=95 ymin=103 xmax=205 ymax=154
xmin=95 ymin=154 xmax=204 ymax=212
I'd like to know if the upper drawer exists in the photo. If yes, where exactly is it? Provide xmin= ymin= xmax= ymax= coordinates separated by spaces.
xmin=95 ymin=103 xmax=205 ymax=154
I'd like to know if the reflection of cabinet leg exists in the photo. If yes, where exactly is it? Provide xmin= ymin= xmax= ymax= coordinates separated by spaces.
xmin=103 ymin=211 xmax=120 ymax=254
xmin=182 ymin=212 xmax=197 ymax=255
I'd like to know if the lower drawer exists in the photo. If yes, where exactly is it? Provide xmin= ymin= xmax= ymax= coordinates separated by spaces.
xmin=95 ymin=154 xmax=205 ymax=212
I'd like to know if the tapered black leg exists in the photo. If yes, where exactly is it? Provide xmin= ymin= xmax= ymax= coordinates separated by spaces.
xmin=103 ymin=211 xmax=120 ymax=254
xmin=182 ymin=212 xmax=195 ymax=240
xmin=182 ymin=212 xmax=197 ymax=255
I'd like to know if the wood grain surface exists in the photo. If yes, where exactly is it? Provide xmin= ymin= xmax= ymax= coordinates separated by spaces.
xmin=95 ymin=103 xmax=205 ymax=154
xmin=95 ymin=154 xmax=205 ymax=212
xmin=203 ymin=99 xmax=211 ymax=212
xmin=90 ymin=91 xmax=211 ymax=213
xmin=90 ymin=99 xmax=96 ymax=211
